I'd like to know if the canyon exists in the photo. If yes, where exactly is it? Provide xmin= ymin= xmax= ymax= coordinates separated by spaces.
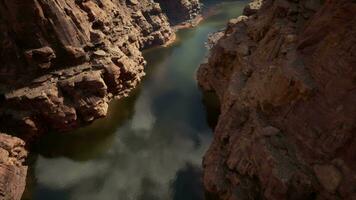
xmin=0 ymin=0 xmax=201 ymax=199
xmin=0 ymin=0 xmax=355 ymax=200
xmin=198 ymin=0 xmax=356 ymax=199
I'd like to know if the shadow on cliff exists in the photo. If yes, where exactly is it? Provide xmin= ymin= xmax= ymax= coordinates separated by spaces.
xmin=200 ymin=91 xmax=221 ymax=130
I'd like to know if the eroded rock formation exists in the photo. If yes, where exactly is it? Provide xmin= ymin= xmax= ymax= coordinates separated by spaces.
xmin=0 ymin=133 xmax=27 ymax=200
xmin=0 ymin=0 xmax=201 ymax=139
xmin=0 ymin=1 xmax=201 ymax=199
xmin=155 ymin=0 xmax=201 ymax=25
xmin=198 ymin=0 xmax=356 ymax=199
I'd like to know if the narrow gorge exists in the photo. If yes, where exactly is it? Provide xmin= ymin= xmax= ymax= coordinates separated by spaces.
xmin=0 ymin=0 xmax=355 ymax=200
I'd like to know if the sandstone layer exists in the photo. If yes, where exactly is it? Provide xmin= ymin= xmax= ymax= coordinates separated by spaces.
xmin=198 ymin=0 xmax=356 ymax=199
xmin=0 ymin=134 xmax=27 ymax=200
xmin=0 ymin=0 xmax=201 ymax=139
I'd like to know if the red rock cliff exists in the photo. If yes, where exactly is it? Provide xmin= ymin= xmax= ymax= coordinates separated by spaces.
xmin=0 ymin=1 xmax=201 ymax=199
xmin=198 ymin=0 xmax=356 ymax=199
xmin=0 ymin=0 xmax=201 ymax=139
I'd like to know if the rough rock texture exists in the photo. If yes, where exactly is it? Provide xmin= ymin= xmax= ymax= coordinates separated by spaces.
xmin=155 ymin=0 xmax=201 ymax=25
xmin=0 ymin=1 xmax=201 ymax=198
xmin=198 ymin=0 xmax=356 ymax=199
xmin=0 ymin=133 xmax=27 ymax=200
xmin=0 ymin=0 xmax=201 ymax=139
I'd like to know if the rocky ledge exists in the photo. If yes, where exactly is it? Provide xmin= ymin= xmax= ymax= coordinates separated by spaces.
xmin=0 ymin=0 xmax=201 ymax=139
xmin=198 ymin=0 xmax=356 ymax=199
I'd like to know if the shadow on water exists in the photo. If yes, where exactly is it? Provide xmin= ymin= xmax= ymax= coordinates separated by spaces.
xmin=22 ymin=1 xmax=248 ymax=200
xmin=32 ymin=44 xmax=175 ymax=161
xmin=32 ymin=94 xmax=138 ymax=161
xmin=172 ymin=164 xmax=204 ymax=200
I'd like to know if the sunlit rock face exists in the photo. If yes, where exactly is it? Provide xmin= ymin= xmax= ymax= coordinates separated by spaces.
xmin=0 ymin=133 xmax=27 ymax=200
xmin=198 ymin=0 xmax=356 ymax=199
xmin=0 ymin=0 xmax=166 ymax=137
xmin=0 ymin=0 xmax=203 ymax=138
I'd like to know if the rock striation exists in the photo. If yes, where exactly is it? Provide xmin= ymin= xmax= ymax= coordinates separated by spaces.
xmin=0 ymin=1 xmax=201 ymax=199
xmin=0 ymin=133 xmax=27 ymax=200
xmin=0 ymin=0 xmax=201 ymax=139
xmin=198 ymin=0 xmax=356 ymax=199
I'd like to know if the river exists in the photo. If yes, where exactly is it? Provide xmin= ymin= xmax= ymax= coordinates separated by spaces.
xmin=22 ymin=1 xmax=247 ymax=200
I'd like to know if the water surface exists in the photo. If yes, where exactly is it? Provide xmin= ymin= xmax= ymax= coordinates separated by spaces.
xmin=23 ymin=2 xmax=247 ymax=200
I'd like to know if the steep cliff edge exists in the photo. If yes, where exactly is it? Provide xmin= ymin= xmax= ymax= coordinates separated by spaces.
xmin=0 ymin=134 xmax=27 ymax=200
xmin=198 ymin=0 xmax=356 ymax=199
xmin=0 ymin=0 xmax=200 ymax=139
xmin=0 ymin=1 xmax=201 ymax=199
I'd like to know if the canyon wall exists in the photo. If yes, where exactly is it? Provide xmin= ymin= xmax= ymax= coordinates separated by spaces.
xmin=155 ymin=0 xmax=201 ymax=25
xmin=0 ymin=0 xmax=200 ymax=140
xmin=0 ymin=0 xmax=200 ymax=199
xmin=0 ymin=134 xmax=27 ymax=200
xmin=198 ymin=0 xmax=356 ymax=199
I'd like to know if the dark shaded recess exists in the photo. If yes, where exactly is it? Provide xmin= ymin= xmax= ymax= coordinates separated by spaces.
xmin=205 ymin=175 xmax=262 ymax=200
xmin=201 ymin=91 xmax=220 ymax=130
xmin=0 ymin=114 xmax=25 ymax=138
xmin=205 ymin=192 xmax=220 ymax=200
xmin=0 ymin=93 xmax=5 ymax=104
xmin=153 ymin=0 xmax=192 ymax=25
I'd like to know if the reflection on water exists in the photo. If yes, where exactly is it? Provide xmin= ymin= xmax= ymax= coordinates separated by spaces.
xmin=23 ymin=1 xmax=247 ymax=200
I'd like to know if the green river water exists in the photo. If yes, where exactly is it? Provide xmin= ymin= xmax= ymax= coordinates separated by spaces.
xmin=23 ymin=1 xmax=247 ymax=200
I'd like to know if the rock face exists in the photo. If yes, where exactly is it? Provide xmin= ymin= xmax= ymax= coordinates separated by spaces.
xmin=0 ymin=133 xmax=27 ymax=200
xmin=0 ymin=1 xmax=201 ymax=199
xmin=155 ymin=0 xmax=201 ymax=25
xmin=198 ymin=0 xmax=356 ymax=199
xmin=0 ymin=0 xmax=201 ymax=139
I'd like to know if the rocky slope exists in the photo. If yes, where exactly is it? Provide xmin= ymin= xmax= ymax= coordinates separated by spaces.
xmin=0 ymin=134 xmax=27 ymax=200
xmin=198 ymin=0 xmax=356 ymax=199
xmin=0 ymin=0 xmax=201 ymax=140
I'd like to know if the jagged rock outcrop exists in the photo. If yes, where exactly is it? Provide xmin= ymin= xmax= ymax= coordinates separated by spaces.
xmin=198 ymin=0 xmax=356 ymax=199
xmin=0 ymin=133 xmax=27 ymax=200
xmin=155 ymin=0 xmax=201 ymax=25
xmin=0 ymin=0 xmax=201 ymax=139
